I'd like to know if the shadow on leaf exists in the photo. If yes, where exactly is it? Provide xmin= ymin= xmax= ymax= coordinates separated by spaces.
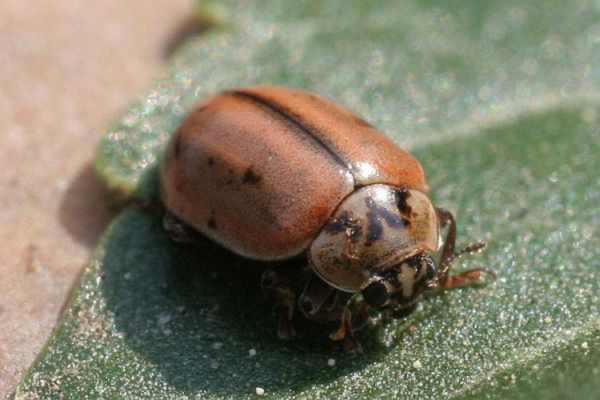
xmin=100 ymin=209 xmax=387 ymax=396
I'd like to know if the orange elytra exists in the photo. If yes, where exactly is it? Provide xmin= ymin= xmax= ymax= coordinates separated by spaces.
xmin=160 ymin=86 xmax=493 ymax=350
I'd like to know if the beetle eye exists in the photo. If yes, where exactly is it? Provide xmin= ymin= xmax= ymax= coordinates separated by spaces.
xmin=362 ymin=280 xmax=391 ymax=308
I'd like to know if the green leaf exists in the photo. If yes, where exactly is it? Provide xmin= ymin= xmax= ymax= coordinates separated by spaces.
xmin=19 ymin=1 xmax=600 ymax=399
xmin=17 ymin=105 xmax=600 ymax=399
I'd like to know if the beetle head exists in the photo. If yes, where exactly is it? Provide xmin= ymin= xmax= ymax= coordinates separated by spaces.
xmin=309 ymin=185 xmax=441 ymax=295
xmin=360 ymin=253 xmax=438 ymax=310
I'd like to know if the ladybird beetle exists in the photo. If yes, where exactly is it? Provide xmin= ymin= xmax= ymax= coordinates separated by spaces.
xmin=160 ymin=86 xmax=493 ymax=351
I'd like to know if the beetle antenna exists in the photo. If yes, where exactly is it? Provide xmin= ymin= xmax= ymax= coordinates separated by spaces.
xmin=443 ymin=240 xmax=487 ymax=268
xmin=458 ymin=240 xmax=486 ymax=257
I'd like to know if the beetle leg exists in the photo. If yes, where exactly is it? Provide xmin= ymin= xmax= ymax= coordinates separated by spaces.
xmin=438 ymin=267 xmax=496 ymax=289
xmin=261 ymin=269 xmax=297 ymax=339
xmin=329 ymin=295 xmax=368 ymax=353
xmin=331 ymin=307 xmax=363 ymax=353
xmin=298 ymin=275 xmax=335 ymax=318
xmin=163 ymin=211 xmax=197 ymax=243
xmin=435 ymin=208 xmax=493 ymax=289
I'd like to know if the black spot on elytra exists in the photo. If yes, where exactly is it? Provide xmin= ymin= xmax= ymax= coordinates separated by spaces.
xmin=365 ymin=197 xmax=410 ymax=246
xmin=323 ymin=211 xmax=362 ymax=243
xmin=242 ymin=168 xmax=262 ymax=185
xmin=207 ymin=157 xmax=215 ymax=166
xmin=395 ymin=188 xmax=413 ymax=216
xmin=207 ymin=211 xmax=217 ymax=230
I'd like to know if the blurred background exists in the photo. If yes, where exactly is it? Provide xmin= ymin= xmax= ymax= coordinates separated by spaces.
xmin=0 ymin=1 xmax=194 ymax=396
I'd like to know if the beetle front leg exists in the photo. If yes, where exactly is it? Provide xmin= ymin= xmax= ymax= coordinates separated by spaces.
xmin=329 ymin=295 xmax=369 ymax=353
xmin=435 ymin=207 xmax=494 ymax=289
xmin=261 ymin=269 xmax=297 ymax=339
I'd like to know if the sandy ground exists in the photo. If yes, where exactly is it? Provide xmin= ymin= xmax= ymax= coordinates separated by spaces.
xmin=0 ymin=1 xmax=192 ymax=396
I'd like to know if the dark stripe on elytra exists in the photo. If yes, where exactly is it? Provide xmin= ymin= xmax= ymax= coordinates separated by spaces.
xmin=230 ymin=91 xmax=353 ymax=178
xmin=365 ymin=197 xmax=410 ymax=246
